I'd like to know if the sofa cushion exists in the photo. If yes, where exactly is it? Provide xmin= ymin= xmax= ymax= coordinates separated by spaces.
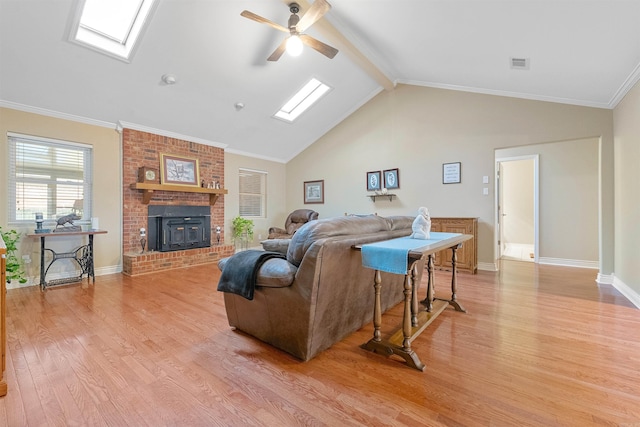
xmin=286 ymin=223 xmax=300 ymax=235
xmin=386 ymin=215 xmax=415 ymax=231
xmin=287 ymin=215 xmax=391 ymax=266
xmin=261 ymin=239 xmax=291 ymax=255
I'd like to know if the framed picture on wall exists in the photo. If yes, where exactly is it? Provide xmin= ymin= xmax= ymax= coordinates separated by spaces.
xmin=367 ymin=171 xmax=381 ymax=191
xmin=304 ymin=180 xmax=324 ymax=204
xmin=443 ymin=162 xmax=461 ymax=184
xmin=383 ymin=168 xmax=400 ymax=189
xmin=160 ymin=153 xmax=200 ymax=186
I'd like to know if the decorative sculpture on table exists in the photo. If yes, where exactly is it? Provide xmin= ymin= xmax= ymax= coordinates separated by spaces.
xmin=410 ymin=207 xmax=431 ymax=240
xmin=53 ymin=213 xmax=81 ymax=232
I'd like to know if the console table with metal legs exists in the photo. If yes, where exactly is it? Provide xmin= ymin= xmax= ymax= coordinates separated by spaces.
xmin=27 ymin=230 xmax=107 ymax=290
xmin=356 ymin=232 xmax=472 ymax=371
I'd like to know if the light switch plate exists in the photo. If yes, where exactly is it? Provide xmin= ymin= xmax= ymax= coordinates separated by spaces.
xmin=482 ymin=175 xmax=489 ymax=184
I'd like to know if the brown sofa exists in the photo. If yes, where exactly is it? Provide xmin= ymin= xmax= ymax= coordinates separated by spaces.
xmin=218 ymin=214 xmax=424 ymax=361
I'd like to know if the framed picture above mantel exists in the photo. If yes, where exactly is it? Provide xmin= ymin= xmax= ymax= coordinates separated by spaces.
xmin=160 ymin=153 xmax=200 ymax=187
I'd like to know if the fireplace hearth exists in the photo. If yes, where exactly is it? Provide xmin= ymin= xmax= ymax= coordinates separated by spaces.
xmin=148 ymin=206 xmax=211 ymax=252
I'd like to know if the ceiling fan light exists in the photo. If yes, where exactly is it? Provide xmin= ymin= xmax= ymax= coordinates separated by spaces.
xmin=286 ymin=35 xmax=303 ymax=57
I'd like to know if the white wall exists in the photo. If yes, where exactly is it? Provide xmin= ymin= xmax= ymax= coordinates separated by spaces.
xmin=223 ymin=152 xmax=287 ymax=245
xmin=286 ymin=85 xmax=613 ymax=271
xmin=497 ymin=138 xmax=600 ymax=265
xmin=0 ymin=107 xmax=122 ymax=284
xmin=613 ymin=80 xmax=640 ymax=303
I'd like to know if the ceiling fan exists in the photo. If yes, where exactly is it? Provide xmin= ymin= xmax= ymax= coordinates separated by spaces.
xmin=241 ymin=0 xmax=339 ymax=61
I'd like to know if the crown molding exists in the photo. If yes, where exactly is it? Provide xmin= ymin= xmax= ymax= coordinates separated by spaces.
xmin=116 ymin=121 xmax=227 ymax=149
xmin=0 ymin=100 xmax=116 ymax=128
xmin=224 ymin=147 xmax=286 ymax=164
xmin=397 ymin=80 xmax=613 ymax=110
xmin=607 ymin=61 xmax=640 ymax=109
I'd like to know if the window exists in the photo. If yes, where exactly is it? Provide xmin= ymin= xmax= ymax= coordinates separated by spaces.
xmin=69 ymin=0 xmax=157 ymax=62
xmin=7 ymin=133 xmax=93 ymax=224
xmin=239 ymin=168 xmax=266 ymax=218
xmin=274 ymin=78 xmax=331 ymax=122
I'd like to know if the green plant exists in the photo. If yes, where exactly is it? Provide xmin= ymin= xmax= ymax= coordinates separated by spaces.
xmin=0 ymin=226 xmax=28 ymax=284
xmin=231 ymin=216 xmax=254 ymax=241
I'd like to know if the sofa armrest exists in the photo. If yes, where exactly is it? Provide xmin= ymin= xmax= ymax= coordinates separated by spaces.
xmin=256 ymin=258 xmax=297 ymax=288
xmin=268 ymin=226 xmax=287 ymax=234
xmin=218 ymin=256 xmax=297 ymax=288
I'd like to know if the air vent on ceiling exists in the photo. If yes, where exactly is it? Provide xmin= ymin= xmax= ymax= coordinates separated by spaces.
xmin=510 ymin=57 xmax=530 ymax=70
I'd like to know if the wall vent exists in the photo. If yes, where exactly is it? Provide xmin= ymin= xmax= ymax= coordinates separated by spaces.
xmin=510 ymin=57 xmax=529 ymax=70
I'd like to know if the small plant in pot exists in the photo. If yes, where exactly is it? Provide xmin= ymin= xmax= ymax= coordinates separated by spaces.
xmin=231 ymin=216 xmax=254 ymax=250
xmin=0 ymin=226 xmax=28 ymax=284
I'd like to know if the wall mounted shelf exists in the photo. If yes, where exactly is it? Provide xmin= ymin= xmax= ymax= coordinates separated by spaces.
xmin=130 ymin=183 xmax=228 ymax=205
xmin=367 ymin=194 xmax=396 ymax=202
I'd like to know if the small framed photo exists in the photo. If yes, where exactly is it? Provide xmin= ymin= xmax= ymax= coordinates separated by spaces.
xmin=443 ymin=162 xmax=461 ymax=184
xmin=367 ymin=171 xmax=381 ymax=191
xmin=383 ymin=168 xmax=399 ymax=189
xmin=160 ymin=153 xmax=200 ymax=186
xmin=304 ymin=180 xmax=324 ymax=204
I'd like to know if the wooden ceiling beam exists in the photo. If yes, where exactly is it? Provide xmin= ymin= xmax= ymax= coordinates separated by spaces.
xmin=285 ymin=0 xmax=395 ymax=91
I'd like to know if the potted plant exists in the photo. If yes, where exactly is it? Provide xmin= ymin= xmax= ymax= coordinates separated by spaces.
xmin=0 ymin=226 xmax=28 ymax=284
xmin=231 ymin=216 xmax=254 ymax=250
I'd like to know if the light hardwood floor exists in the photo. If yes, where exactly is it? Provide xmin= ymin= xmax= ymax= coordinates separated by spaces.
xmin=0 ymin=260 xmax=638 ymax=426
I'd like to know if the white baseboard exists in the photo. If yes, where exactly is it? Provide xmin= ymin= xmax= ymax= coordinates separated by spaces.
xmin=611 ymin=275 xmax=640 ymax=309
xmin=538 ymin=257 xmax=599 ymax=269
xmin=478 ymin=262 xmax=498 ymax=272
xmin=596 ymin=272 xmax=614 ymax=285
xmin=95 ymin=265 xmax=122 ymax=276
xmin=7 ymin=264 xmax=122 ymax=290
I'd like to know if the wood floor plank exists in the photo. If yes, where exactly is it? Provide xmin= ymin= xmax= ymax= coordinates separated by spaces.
xmin=0 ymin=260 xmax=639 ymax=426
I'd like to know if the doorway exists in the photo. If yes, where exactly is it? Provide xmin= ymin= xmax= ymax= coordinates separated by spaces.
xmin=495 ymin=155 xmax=538 ymax=263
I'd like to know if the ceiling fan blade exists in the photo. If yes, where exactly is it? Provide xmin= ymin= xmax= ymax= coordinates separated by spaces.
xmin=300 ymin=34 xmax=338 ymax=59
xmin=241 ymin=10 xmax=289 ymax=33
xmin=296 ymin=0 xmax=331 ymax=32
xmin=267 ymin=38 xmax=288 ymax=61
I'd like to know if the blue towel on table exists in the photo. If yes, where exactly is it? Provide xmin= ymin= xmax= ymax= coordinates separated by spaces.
xmin=361 ymin=233 xmax=460 ymax=274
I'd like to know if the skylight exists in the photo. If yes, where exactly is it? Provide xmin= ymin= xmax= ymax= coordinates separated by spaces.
xmin=70 ymin=0 xmax=157 ymax=62
xmin=274 ymin=78 xmax=332 ymax=122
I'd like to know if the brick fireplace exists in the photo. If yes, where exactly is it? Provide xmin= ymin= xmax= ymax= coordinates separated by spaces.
xmin=121 ymin=128 xmax=234 ymax=276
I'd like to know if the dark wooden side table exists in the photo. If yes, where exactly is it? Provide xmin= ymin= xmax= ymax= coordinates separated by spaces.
xmin=355 ymin=232 xmax=472 ymax=371
xmin=27 ymin=230 xmax=108 ymax=290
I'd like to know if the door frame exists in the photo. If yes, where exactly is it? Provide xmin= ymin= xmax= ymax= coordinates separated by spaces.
xmin=494 ymin=154 xmax=539 ymax=264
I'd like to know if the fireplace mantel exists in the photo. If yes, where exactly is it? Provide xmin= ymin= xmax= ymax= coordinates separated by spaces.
xmin=130 ymin=183 xmax=228 ymax=205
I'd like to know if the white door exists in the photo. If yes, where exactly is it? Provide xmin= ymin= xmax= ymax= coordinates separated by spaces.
xmin=496 ymin=155 xmax=539 ymax=263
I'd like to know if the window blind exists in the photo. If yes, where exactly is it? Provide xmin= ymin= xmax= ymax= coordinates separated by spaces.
xmin=7 ymin=133 xmax=93 ymax=223
xmin=239 ymin=168 xmax=266 ymax=217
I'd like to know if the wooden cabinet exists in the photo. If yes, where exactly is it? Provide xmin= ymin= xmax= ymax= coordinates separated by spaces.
xmin=431 ymin=217 xmax=478 ymax=274
xmin=0 ymin=236 xmax=7 ymax=396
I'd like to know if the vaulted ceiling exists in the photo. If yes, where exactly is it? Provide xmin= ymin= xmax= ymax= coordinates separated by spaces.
xmin=1 ymin=0 xmax=639 ymax=162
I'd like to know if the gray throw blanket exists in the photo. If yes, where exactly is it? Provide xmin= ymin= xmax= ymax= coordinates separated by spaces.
xmin=217 ymin=250 xmax=286 ymax=300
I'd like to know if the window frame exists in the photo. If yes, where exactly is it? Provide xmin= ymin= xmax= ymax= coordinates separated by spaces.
xmin=7 ymin=132 xmax=93 ymax=226
xmin=68 ymin=0 xmax=157 ymax=62
xmin=238 ymin=168 xmax=267 ymax=219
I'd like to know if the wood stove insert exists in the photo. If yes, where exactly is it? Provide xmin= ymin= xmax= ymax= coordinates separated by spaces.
xmin=148 ymin=206 xmax=211 ymax=252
